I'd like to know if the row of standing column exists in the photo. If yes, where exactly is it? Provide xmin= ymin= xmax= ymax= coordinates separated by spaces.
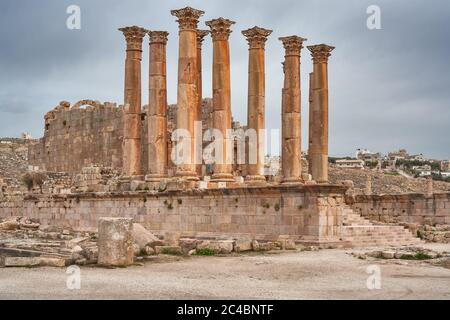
xmin=119 ymin=7 xmax=334 ymax=184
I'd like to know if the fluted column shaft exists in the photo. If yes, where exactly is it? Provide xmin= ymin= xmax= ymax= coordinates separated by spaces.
xmin=119 ymin=26 xmax=146 ymax=178
xmin=146 ymin=31 xmax=169 ymax=181
xmin=207 ymin=18 xmax=235 ymax=182
xmin=308 ymin=44 xmax=335 ymax=183
xmin=280 ymin=36 xmax=306 ymax=184
xmin=171 ymin=7 xmax=204 ymax=181
xmin=242 ymin=27 xmax=272 ymax=183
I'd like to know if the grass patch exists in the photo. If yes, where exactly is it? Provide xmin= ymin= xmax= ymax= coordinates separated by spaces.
xmin=400 ymin=252 xmax=433 ymax=260
xmin=193 ymin=248 xmax=216 ymax=256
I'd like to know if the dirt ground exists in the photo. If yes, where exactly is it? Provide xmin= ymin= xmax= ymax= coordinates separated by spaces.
xmin=1 ymin=244 xmax=450 ymax=300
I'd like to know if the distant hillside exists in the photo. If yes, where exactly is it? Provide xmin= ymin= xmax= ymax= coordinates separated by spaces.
xmin=329 ymin=167 xmax=450 ymax=194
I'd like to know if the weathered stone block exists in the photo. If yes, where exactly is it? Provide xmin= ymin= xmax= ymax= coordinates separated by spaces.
xmin=97 ymin=217 xmax=134 ymax=267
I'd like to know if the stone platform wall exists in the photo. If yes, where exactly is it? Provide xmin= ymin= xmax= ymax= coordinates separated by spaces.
xmin=1 ymin=185 xmax=348 ymax=241
xmin=347 ymin=193 xmax=450 ymax=225
xmin=0 ymin=194 xmax=24 ymax=217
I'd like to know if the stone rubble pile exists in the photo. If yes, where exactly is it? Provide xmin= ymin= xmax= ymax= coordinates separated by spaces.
xmin=0 ymin=217 xmax=98 ymax=268
xmin=1 ymin=219 xmax=307 ymax=268
xmin=351 ymin=246 xmax=448 ymax=261
xmin=416 ymin=224 xmax=450 ymax=243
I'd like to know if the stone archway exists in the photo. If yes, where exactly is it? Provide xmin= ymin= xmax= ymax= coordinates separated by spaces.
xmin=72 ymin=99 xmax=103 ymax=109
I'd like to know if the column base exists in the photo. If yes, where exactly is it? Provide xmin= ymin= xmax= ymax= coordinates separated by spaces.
xmin=145 ymin=174 xmax=167 ymax=182
xmin=245 ymin=175 xmax=267 ymax=186
xmin=281 ymin=177 xmax=304 ymax=185
xmin=211 ymin=173 xmax=235 ymax=183
xmin=175 ymin=171 xmax=199 ymax=182
xmin=121 ymin=175 xmax=144 ymax=182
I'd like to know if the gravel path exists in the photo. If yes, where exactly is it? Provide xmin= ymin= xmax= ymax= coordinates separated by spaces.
xmin=1 ymin=246 xmax=450 ymax=300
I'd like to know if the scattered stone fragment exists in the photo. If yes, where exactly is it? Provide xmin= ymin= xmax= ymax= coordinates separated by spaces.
xmin=0 ymin=220 xmax=19 ymax=231
xmin=39 ymin=257 xmax=66 ymax=267
xmin=179 ymin=238 xmax=200 ymax=254
xmin=97 ymin=217 xmax=134 ymax=267
xmin=155 ymin=246 xmax=182 ymax=255
xmin=251 ymin=240 xmax=260 ymax=252
xmin=132 ymin=223 xmax=163 ymax=250
xmin=4 ymin=257 xmax=40 ymax=267
xmin=197 ymin=240 xmax=234 ymax=254
xmin=235 ymin=239 xmax=253 ymax=252
xmin=144 ymin=245 xmax=155 ymax=256
xmin=382 ymin=251 xmax=396 ymax=259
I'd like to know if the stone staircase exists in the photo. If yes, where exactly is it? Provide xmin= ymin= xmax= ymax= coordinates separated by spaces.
xmin=339 ymin=210 xmax=423 ymax=247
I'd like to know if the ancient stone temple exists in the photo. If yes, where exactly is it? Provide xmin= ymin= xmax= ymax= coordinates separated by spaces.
xmin=17 ymin=6 xmax=426 ymax=248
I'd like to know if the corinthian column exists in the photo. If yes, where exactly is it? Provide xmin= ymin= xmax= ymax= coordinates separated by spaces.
xmin=307 ymin=44 xmax=335 ymax=183
xmin=206 ymin=18 xmax=235 ymax=182
xmin=171 ymin=7 xmax=204 ymax=181
xmin=279 ymin=36 xmax=306 ymax=185
xmin=146 ymin=31 xmax=169 ymax=182
xmin=242 ymin=26 xmax=272 ymax=183
xmin=195 ymin=29 xmax=210 ymax=176
xmin=119 ymin=26 xmax=147 ymax=179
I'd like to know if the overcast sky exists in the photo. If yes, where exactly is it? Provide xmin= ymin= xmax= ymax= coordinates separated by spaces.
xmin=0 ymin=0 xmax=449 ymax=159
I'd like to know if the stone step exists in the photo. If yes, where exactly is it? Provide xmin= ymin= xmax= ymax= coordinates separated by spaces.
xmin=338 ymin=209 xmax=423 ymax=248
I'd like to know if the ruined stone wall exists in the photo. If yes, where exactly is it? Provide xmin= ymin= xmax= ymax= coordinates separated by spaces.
xmin=28 ymin=101 xmax=125 ymax=173
xmin=2 ymin=185 xmax=348 ymax=241
xmin=347 ymin=193 xmax=450 ymax=225
xmin=28 ymin=99 xmax=216 ymax=175
xmin=0 ymin=138 xmax=32 ymax=189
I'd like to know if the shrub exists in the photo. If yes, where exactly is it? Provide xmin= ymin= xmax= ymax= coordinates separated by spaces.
xmin=400 ymin=252 xmax=432 ymax=260
xmin=22 ymin=173 xmax=34 ymax=191
xmin=194 ymin=248 xmax=215 ymax=256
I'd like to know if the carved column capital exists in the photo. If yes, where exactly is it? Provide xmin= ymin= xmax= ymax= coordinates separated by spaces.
xmin=279 ymin=35 xmax=307 ymax=56
xmin=307 ymin=44 xmax=335 ymax=64
xmin=119 ymin=26 xmax=147 ymax=50
xmin=171 ymin=6 xmax=205 ymax=31
xmin=148 ymin=31 xmax=169 ymax=44
xmin=242 ymin=26 xmax=272 ymax=49
xmin=196 ymin=29 xmax=210 ymax=47
xmin=206 ymin=18 xmax=235 ymax=41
